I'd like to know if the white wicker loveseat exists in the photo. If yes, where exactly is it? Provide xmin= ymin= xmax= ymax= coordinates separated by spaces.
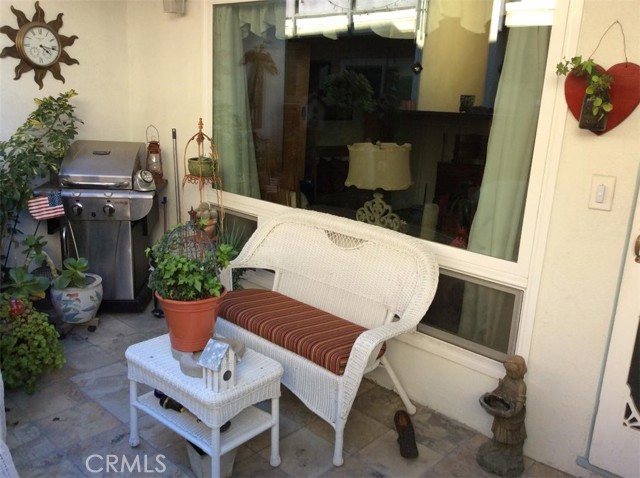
xmin=1 ymin=370 xmax=19 ymax=478
xmin=217 ymin=209 xmax=439 ymax=466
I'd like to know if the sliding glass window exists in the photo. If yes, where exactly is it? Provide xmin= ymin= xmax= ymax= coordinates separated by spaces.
xmin=212 ymin=0 xmax=555 ymax=360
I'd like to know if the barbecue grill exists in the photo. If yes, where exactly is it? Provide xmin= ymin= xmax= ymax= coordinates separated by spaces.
xmin=58 ymin=140 xmax=160 ymax=312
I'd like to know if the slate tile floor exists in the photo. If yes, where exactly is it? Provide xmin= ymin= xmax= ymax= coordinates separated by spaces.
xmin=4 ymin=303 xmax=577 ymax=478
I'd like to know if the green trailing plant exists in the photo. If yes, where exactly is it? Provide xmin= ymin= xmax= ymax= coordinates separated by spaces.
xmin=146 ymin=223 xmax=237 ymax=301
xmin=0 ymin=89 xmax=82 ymax=270
xmin=556 ymin=56 xmax=614 ymax=120
xmin=0 ymin=297 xmax=65 ymax=394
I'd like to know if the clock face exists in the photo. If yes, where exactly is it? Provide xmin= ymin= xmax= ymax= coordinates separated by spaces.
xmin=19 ymin=24 xmax=61 ymax=67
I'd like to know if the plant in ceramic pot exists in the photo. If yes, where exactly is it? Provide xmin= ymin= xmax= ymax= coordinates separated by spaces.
xmin=50 ymin=257 xmax=103 ymax=324
xmin=146 ymin=222 xmax=236 ymax=352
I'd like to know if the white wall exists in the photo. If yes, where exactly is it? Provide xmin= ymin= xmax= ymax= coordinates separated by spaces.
xmin=2 ymin=1 xmax=639 ymax=477
xmin=526 ymin=0 xmax=640 ymax=473
xmin=0 ymin=0 xmax=206 ymax=241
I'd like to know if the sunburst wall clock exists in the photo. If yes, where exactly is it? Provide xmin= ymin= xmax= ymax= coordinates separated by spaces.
xmin=0 ymin=1 xmax=78 ymax=89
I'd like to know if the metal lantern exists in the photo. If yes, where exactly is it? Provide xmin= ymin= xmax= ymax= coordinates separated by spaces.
xmin=146 ymin=125 xmax=164 ymax=183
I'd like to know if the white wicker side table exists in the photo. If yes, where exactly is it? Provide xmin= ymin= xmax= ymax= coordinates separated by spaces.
xmin=126 ymin=334 xmax=282 ymax=478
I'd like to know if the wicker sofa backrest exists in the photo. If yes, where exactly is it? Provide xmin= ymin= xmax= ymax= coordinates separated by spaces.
xmin=226 ymin=209 xmax=439 ymax=330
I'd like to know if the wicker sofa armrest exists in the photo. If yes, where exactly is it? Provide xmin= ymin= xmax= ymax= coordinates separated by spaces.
xmin=0 ymin=370 xmax=20 ymax=478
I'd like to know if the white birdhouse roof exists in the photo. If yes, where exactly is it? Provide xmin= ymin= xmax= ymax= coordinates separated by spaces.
xmin=197 ymin=339 xmax=230 ymax=371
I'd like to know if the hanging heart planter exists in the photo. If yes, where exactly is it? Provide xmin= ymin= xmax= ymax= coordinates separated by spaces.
xmin=556 ymin=21 xmax=640 ymax=135
xmin=561 ymin=60 xmax=640 ymax=134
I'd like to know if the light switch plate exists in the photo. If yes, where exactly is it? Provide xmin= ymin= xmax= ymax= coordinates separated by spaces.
xmin=588 ymin=175 xmax=616 ymax=211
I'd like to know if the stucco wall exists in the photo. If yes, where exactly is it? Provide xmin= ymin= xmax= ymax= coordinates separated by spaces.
xmin=2 ymin=1 xmax=639 ymax=477
xmin=526 ymin=0 xmax=640 ymax=473
xmin=0 ymin=0 xmax=205 ymax=235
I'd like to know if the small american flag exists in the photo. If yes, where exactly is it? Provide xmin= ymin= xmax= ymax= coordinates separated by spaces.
xmin=27 ymin=192 xmax=65 ymax=220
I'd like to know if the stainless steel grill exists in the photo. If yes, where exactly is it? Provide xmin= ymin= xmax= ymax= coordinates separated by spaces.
xmin=59 ymin=140 xmax=160 ymax=312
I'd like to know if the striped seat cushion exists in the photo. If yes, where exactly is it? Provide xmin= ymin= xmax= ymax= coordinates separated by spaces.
xmin=218 ymin=289 xmax=385 ymax=376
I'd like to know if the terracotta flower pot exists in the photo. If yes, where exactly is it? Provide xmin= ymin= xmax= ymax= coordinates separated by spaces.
xmin=156 ymin=290 xmax=227 ymax=352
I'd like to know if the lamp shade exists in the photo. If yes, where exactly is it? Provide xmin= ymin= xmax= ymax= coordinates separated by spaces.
xmin=345 ymin=142 xmax=412 ymax=191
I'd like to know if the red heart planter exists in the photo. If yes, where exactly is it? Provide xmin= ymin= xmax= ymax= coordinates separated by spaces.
xmin=564 ymin=62 xmax=640 ymax=135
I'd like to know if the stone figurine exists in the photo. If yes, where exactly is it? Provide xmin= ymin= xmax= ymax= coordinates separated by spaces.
xmin=477 ymin=355 xmax=527 ymax=477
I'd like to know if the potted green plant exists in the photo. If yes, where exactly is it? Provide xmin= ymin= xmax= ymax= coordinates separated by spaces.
xmin=50 ymin=257 xmax=103 ymax=324
xmin=0 ymin=270 xmax=64 ymax=394
xmin=556 ymin=56 xmax=614 ymax=131
xmin=0 ymin=90 xmax=82 ymax=268
xmin=146 ymin=222 xmax=236 ymax=352
xmin=188 ymin=155 xmax=217 ymax=178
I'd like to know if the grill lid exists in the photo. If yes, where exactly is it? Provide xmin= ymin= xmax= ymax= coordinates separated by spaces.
xmin=59 ymin=140 xmax=146 ymax=190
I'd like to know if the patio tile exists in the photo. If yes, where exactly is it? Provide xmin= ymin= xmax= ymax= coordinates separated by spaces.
xmin=262 ymin=427 xmax=335 ymax=478
xmin=70 ymin=361 xmax=131 ymax=423
xmin=306 ymin=408 xmax=391 ymax=455
xmin=34 ymin=400 xmax=121 ymax=446
xmin=63 ymin=342 xmax=121 ymax=373
xmin=60 ymin=423 xmax=188 ymax=478
xmin=411 ymin=406 xmax=476 ymax=455
xmin=354 ymin=428 xmax=443 ymax=478
xmin=3 ymin=305 xmax=585 ymax=478
xmin=5 ymin=377 xmax=88 ymax=422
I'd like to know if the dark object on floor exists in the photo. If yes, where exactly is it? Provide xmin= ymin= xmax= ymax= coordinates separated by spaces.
xmin=152 ymin=308 xmax=164 ymax=318
xmin=152 ymin=296 xmax=164 ymax=318
xmin=394 ymin=410 xmax=419 ymax=458
xmin=159 ymin=395 xmax=185 ymax=412
xmin=152 ymin=293 xmax=164 ymax=318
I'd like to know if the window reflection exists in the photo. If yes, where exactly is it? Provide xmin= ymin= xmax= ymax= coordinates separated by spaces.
xmin=420 ymin=270 xmax=522 ymax=361
xmin=212 ymin=0 xmax=552 ymax=356
xmin=212 ymin=0 xmax=543 ymax=258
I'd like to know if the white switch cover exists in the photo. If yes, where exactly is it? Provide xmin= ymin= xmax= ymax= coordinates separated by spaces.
xmin=589 ymin=175 xmax=616 ymax=211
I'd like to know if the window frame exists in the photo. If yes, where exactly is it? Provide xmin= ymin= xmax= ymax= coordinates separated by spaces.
xmin=203 ymin=0 xmax=583 ymax=376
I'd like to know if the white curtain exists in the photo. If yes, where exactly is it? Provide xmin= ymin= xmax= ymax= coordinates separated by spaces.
xmin=458 ymin=26 xmax=551 ymax=352
xmin=213 ymin=5 xmax=284 ymax=198
xmin=426 ymin=0 xmax=493 ymax=34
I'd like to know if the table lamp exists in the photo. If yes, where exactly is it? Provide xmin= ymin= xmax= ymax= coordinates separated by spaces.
xmin=345 ymin=142 xmax=412 ymax=230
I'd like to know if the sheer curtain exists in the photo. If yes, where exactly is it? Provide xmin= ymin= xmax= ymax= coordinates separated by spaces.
xmin=458 ymin=26 xmax=551 ymax=352
xmin=213 ymin=4 xmax=284 ymax=197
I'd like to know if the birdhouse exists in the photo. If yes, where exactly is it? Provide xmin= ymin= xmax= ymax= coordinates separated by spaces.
xmin=197 ymin=338 xmax=236 ymax=392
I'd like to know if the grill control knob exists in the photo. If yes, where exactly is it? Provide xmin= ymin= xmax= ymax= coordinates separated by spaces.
xmin=103 ymin=203 xmax=115 ymax=216
xmin=71 ymin=203 xmax=83 ymax=216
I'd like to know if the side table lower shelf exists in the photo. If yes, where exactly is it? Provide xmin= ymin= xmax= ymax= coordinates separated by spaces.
xmin=130 ymin=391 xmax=275 ymax=456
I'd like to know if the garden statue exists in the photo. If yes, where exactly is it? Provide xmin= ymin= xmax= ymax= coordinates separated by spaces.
xmin=477 ymin=355 xmax=527 ymax=477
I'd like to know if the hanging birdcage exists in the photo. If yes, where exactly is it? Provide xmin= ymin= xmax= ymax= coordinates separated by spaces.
xmin=163 ymin=222 xmax=216 ymax=262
